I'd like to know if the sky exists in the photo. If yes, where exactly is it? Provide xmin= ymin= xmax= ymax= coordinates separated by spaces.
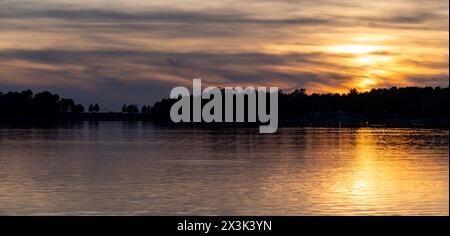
xmin=0 ymin=0 xmax=448 ymax=110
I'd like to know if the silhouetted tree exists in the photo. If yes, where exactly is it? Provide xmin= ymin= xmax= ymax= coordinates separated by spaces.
xmin=121 ymin=104 xmax=139 ymax=113
xmin=141 ymin=105 xmax=151 ymax=113
xmin=1 ymin=87 xmax=448 ymax=123
xmin=88 ymin=103 xmax=100 ymax=113
xmin=348 ymin=88 xmax=358 ymax=96
xmin=0 ymin=90 xmax=85 ymax=118
xmin=73 ymin=104 xmax=85 ymax=113
xmin=59 ymin=98 xmax=76 ymax=112
xmin=93 ymin=103 xmax=100 ymax=112
xmin=32 ymin=91 xmax=60 ymax=115
xmin=126 ymin=104 xmax=138 ymax=113
xmin=147 ymin=86 xmax=449 ymax=122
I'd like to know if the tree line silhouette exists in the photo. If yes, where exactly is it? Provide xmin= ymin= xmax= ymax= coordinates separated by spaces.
xmin=0 ymin=90 xmax=151 ymax=116
xmin=0 ymin=90 xmax=85 ymax=116
xmin=121 ymin=104 xmax=151 ymax=113
xmin=1 ymin=87 xmax=448 ymax=123
xmin=148 ymin=86 xmax=448 ymax=122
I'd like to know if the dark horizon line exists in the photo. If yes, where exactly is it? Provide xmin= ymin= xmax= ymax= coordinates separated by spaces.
xmin=1 ymin=85 xmax=449 ymax=113
xmin=1 ymin=85 xmax=448 ymax=129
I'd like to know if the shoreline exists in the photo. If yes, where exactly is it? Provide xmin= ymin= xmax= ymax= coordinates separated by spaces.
xmin=0 ymin=113 xmax=448 ymax=128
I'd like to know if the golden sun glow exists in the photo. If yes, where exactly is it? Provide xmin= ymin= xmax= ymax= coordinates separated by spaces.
xmin=0 ymin=0 xmax=448 ymax=102
xmin=358 ymin=78 xmax=377 ymax=89
xmin=328 ymin=44 xmax=388 ymax=54
xmin=354 ymin=55 xmax=392 ymax=65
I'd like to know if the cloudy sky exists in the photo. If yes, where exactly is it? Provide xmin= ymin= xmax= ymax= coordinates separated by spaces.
xmin=0 ymin=0 xmax=448 ymax=110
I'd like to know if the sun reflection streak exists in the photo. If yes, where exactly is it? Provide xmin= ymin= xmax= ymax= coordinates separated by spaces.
xmin=259 ymin=128 xmax=448 ymax=215
xmin=322 ymin=128 xmax=448 ymax=215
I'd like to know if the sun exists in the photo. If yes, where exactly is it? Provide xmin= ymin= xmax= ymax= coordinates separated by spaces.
xmin=354 ymin=55 xmax=392 ymax=65
xmin=355 ymin=57 xmax=375 ymax=65
xmin=358 ymin=78 xmax=377 ymax=89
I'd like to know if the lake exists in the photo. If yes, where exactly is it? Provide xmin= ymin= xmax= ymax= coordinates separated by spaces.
xmin=0 ymin=122 xmax=448 ymax=215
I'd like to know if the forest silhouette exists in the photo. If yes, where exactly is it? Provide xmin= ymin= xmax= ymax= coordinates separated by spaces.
xmin=148 ymin=87 xmax=448 ymax=123
xmin=0 ymin=87 xmax=448 ymax=126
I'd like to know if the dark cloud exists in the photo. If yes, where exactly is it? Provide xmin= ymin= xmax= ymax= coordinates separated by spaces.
xmin=386 ymin=13 xmax=438 ymax=24
xmin=1 ymin=1 xmax=447 ymax=42
xmin=405 ymin=75 xmax=449 ymax=87
xmin=360 ymin=11 xmax=448 ymax=31
xmin=403 ymin=58 xmax=450 ymax=70
xmin=335 ymin=11 xmax=442 ymax=25
xmin=1 ymin=4 xmax=445 ymax=29
xmin=0 ymin=48 xmax=354 ymax=108
xmin=0 ymin=49 xmax=322 ymax=65
xmin=0 ymin=8 xmax=330 ymax=25
xmin=0 ymin=0 xmax=447 ymax=109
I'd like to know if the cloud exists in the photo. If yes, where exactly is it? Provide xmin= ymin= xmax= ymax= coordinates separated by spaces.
xmin=405 ymin=75 xmax=449 ymax=87
xmin=2 ymin=0 xmax=446 ymax=27
xmin=0 ymin=7 xmax=332 ymax=26
xmin=0 ymin=48 xmax=355 ymax=107
xmin=0 ymin=0 xmax=448 ymax=109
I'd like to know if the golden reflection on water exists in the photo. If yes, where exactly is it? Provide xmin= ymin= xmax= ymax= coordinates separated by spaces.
xmin=327 ymin=129 xmax=447 ymax=215
xmin=263 ymin=128 xmax=448 ymax=215
xmin=0 ymin=124 xmax=448 ymax=215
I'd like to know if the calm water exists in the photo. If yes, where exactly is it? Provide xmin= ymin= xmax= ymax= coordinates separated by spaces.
xmin=0 ymin=122 xmax=448 ymax=215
